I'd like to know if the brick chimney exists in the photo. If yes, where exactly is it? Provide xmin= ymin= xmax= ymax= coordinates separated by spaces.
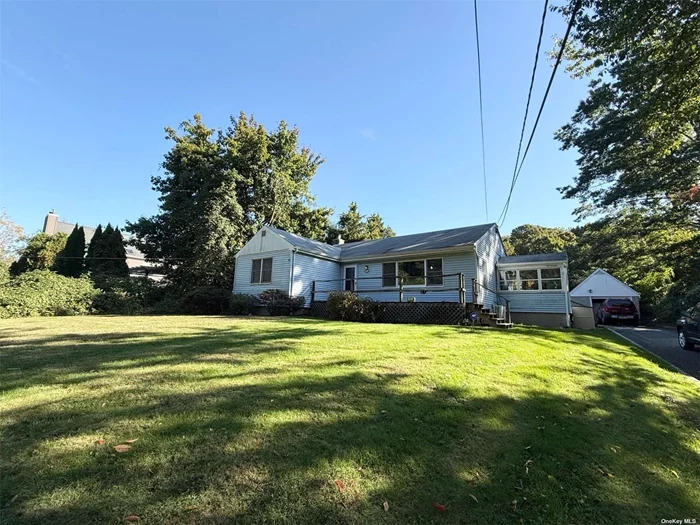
xmin=43 ymin=210 xmax=59 ymax=235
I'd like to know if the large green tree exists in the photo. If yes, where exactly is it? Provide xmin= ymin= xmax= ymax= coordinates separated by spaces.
xmin=503 ymin=224 xmax=577 ymax=257
xmin=127 ymin=113 xmax=333 ymax=289
xmin=326 ymin=202 xmax=395 ymax=243
xmin=85 ymin=225 xmax=103 ymax=273
xmin=54 ymin=225 xmax=86 ymax=277
xmin=9 ymin=233 xmax=67 ymax=276
xmin=555 ymin=0 xmax=700 ymax=225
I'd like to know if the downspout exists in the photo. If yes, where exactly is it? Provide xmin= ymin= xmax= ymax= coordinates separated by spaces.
xmin=288 ymin=248 xmax=297 ymax=296
xmin=563 ymin=264 xmax=571 ymax=327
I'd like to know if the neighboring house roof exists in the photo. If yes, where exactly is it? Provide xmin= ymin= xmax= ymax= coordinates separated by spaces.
xmin=498 ymin=252 xmax=568 ymax=265
xmin=570 ymin=268 xmax=639 ymax=297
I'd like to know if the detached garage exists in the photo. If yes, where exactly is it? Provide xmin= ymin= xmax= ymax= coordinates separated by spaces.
xmin=570 ymin=269 xmax=640 ymax=320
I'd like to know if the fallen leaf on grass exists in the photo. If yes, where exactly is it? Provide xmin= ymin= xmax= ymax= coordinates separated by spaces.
xmin=469 ymin=494 xmax=479 ymax=503
xmin=511 ymin=499 xmax=518 ymax=509
xmin=671 ymin=470 xmax=679 ymax=478
xmin=334 ymin=480 xmax=344 ymax=492
xmin=596 ymin=465 xmax=613 ymax=477
xmin=96 ymin=439 xmax=105 ymax=445
xmin=113 ymin=444 xmax=132 ymax=453
xmin=124 ymin=438 xmax=139 ymax=444
xmin=433 ymin=503 xmax=446 ymax=512
xmin=524 ymin=459 xmax=533 ymax=474
xmin=124 ymin=515 xmax=140 ymax=522
xmin=383 ymin=501 xmax=389 ymax=512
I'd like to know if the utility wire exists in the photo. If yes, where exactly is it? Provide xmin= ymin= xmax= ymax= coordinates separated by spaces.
xmin=498 ymin=0 xmax=583 ymax=227
xmin=473 ymin=0 xmax=489 ymax=221
xmin=498 ymin=0 xmax=550 ymax=226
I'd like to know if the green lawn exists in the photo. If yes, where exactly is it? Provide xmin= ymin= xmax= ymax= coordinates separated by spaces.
xmin=1 ymin=316 xmax=699 ymax=524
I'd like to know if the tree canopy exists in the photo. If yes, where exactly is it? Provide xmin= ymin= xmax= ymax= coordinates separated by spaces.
xmin=89 ymin=224 xmax=129 ymax=277
xmin=327 ymin=202 xmax=395 ymax=243
xmin=127 ymin=114 xmax=392 ymax=289
xmin=10 ymin=233 xmax=67 ymax=276
xmin=555 ymin=0 xmax=700 ymax=225
xmin=502 ymin=224 xmax=576 ymax=257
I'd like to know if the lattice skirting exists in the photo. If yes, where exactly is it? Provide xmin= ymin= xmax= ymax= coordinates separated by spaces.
xmin=309 ymin=301 xmax=466 ymax=325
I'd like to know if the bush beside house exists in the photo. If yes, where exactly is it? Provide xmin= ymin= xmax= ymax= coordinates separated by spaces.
xmin=326 ymin=291 xmax=380 ymax=322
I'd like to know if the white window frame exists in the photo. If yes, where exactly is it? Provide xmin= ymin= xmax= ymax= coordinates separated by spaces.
xmin=250 ymin=257 xmax=273 ymax=285
xmin=498 ymin=267 xmax=563 ymax=292
xmin=381 ymin=258 xmax=444 ymax=288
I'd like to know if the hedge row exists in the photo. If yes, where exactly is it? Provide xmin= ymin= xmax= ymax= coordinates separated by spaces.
xmin=0 ymin=270 xmax=305 ymax=319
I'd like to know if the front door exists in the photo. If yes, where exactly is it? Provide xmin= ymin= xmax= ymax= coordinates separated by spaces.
xmin=343 ymin=266 xmax=356 ymax=292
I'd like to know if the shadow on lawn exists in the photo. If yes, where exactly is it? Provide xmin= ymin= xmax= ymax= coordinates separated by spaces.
xmin=1 ymin=321 xmax=699 ymax=524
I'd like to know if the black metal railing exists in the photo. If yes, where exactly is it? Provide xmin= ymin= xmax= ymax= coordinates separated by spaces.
xmin=472 ymin=278 xmax=511 ymax=324
xmin=311 ymin=273 xmax=467 ymax=304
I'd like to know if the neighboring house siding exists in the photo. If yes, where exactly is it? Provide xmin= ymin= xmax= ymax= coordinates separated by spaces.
xmin=475 ymin=226 xmax=505 ymax=310
xmin=233 ymin=249 xmax=291 ymax=296
xmin=498 ymin=291 xmax=568 ymax=313
xmin=343 ymin=251 xmax=477 ymax=302
xmin=292 ymin=253 xmax=340 ymax=304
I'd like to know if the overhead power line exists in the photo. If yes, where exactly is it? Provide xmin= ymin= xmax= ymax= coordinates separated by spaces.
xmin=499 ymin=0 xmax=550 ymax=226
xmin=498 ymin=0 xmax=583 ymax=227
xmin=473 ymin=0 xmax=489 ymax=221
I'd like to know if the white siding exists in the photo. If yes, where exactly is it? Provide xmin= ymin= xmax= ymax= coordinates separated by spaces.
xmin=339 ymin=251 xmax=477 ymax=302
xmin=499 ymin=291 xmax=568 ymax=313
xmin=233 ymin=249 xmax=291 ymax=297
xmin=475 ymin=225 xmax=506 ymax=309
xmin=292 ymin=253 xmax=340 ymax=304
xmin=237 ymin=227 xmax=292 ymax=257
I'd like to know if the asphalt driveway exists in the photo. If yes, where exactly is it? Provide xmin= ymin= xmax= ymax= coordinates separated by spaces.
xmin=608 ymin=326 xmax=700 ymax=380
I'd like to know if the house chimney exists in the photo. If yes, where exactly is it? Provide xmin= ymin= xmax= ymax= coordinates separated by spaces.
xmin=43 ymin=210 xmax=59 ymax=235
xmin=332 ymin=234 xmax=345 ymax=245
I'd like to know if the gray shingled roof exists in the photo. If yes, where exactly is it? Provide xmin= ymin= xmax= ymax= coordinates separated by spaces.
xmin=498 ymin=252 xmax=568 ymax=264
xmin=269 ymin=223 xmax=496 ymax=260
xmin=267 ymin=226 xmax=342 ymax=259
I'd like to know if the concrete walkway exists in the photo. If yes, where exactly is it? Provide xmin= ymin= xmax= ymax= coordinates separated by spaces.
xmin=608 ymin=326 xmax=700 ymax=380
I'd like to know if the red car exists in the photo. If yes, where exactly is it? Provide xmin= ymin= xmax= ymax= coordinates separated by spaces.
xmin=596 ymin=298 xmax=640 ymax=326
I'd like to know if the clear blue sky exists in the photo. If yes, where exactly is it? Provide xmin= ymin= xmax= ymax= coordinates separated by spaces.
xmin=0 ymin=1 xmax=589 ymax=237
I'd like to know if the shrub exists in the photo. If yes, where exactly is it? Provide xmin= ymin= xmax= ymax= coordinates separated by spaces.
xmin=92 ymin=276 xmax=166 ymax=314
xmin=0 ymin=270 xmax=98 ymax=318
xmin=656 ymin=283 xmax=700 ymax=322
xmin=326 ymin=291 xmax=379 ymax=322
xmin=181 ymin=286 xmax=232 ymax=315
xmin=258 ymin=289 xmax=306 ymax=316
xmin=230 ymin=293 xmax=256 ymax=315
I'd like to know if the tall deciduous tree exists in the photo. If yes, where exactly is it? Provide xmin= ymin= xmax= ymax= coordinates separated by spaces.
xmin=555 ymin=0 xmax=700 ymax=225
xmin=0 ymin=210 xmax=25 ymax=265
xmin=9 ymin=233 xmax=67 ymax=276
xmin=503 ymin=224 xmax=577 ymax=256
xmin=127 ymin=113 xmax=333 ymax=289
xmin=54 ymin=225 xmax=86 ymax=277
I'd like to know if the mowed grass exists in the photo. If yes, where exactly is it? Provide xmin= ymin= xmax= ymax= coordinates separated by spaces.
xmin=1 ymin=317 xmax=699 ymax=525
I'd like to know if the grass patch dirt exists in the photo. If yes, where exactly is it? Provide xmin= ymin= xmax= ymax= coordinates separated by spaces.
xmin=1 ymin=316 xmax=699 ymax=524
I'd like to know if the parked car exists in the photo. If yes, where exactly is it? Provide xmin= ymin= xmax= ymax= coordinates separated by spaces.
xmin=677 ymin=302 xmax=700 ymax=350
xmin=596 ymin=298 xmax=640 ymax=326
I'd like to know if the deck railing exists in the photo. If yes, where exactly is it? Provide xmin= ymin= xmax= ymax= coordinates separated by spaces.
xmin=311 ymin=273 xmax=467 ymax=304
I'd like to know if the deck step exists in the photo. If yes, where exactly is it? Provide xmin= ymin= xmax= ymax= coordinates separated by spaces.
xmin=496 ymin=322 xmax=514 ymax=329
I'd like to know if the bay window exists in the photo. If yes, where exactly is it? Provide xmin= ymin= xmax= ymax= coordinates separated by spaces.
xmin=499 ymin=267 xmax=563 ymax=291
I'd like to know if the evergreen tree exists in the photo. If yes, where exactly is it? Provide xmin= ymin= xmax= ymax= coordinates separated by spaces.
xmin=85 ymin=225 xmax=103 ymax=273
xmin=108 ymin=227 xmax=129 ymax=277
xmin=54 ymin=226 xmax=86 ymax=277
xmin=91 ymin=224 xmax=114 ymax=275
